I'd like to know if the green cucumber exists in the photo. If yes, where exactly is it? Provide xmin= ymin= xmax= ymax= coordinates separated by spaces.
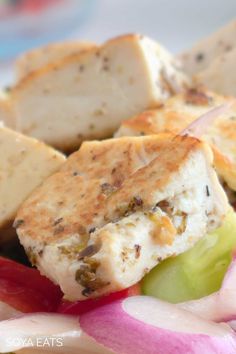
xmin=142 ymin=210 xmax=236 ymax=303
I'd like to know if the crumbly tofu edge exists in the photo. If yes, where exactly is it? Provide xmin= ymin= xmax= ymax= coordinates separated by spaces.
xmin=17 ymin=143 xmax=228 ymax=300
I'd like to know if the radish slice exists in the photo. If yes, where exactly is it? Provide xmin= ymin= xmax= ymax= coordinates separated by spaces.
xmin=178 ymin=294 xmax=219 ymax=321
xmin=180 ymin=102 xmax=234 ymax=138
xmin=0 ymin=313 xmax=112 ymax=353
xmin=179 ymin=257 xmax=236 ymax=322
xmin=80 ymin=295 xmax=236 ymax=354
xmin=229 ymin=321 xmax=236 ymax=332
xmin=0 ymin=300 xmax=21 ymax=320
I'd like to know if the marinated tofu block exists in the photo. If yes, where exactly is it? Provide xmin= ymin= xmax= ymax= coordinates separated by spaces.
xmin=15 ymin=135 xmax=228 ymax=300
xmin=116 ymin=89 xmax=236 ymax=192
xmin=16 ymin=41 xmax=96 ymax=80
xmin=11 ymin=34 xmax=189 ymax=151
xmin=180 ymin=20 xmax=236 ymax=75
xmin=194 ymin=47 xmax=236 ymax=96
xmin=0 ymin=126 xmax=65 ymax=242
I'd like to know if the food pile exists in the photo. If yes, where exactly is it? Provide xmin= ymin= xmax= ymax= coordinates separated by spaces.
xmin=0 ymin=20 xmax=236 ymax=354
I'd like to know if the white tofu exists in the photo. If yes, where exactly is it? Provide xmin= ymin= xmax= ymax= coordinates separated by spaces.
xmin=15 ymin=41 xmax=96 ymax=80
xmin=194 ymin=47 xmax=236 ymax=96
xmin=179 ymin=20 xmax=236 ymax=75
xmin=11 ymin=34 xmax=189 ymax=151
xmin=0 ymin=126 xmax=65 ymax=241
xmin=15 ymin=135 xmax=228 ymax=300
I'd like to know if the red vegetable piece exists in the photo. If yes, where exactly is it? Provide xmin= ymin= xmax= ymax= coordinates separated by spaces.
xmin=0 ymin=257 xmax=62 ymax=313
xmin=58 ymin=284 xmax=141 ymax=316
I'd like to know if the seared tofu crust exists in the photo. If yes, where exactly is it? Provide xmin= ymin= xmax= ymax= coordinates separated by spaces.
xmin=15 ymin=41 xmax=96 ymax=80
xmin=11 ymin=34 xmax=189 ymax=151
xmin=15 ymin=135 xmax=228 ymax=300
xmin=116 ymin=89 xmax=236 ymax=192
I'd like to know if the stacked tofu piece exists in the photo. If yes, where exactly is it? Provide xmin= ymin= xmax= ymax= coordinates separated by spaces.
xmin=10 ymin=35 xmax=189 ymax=151
xmin=180 ymin=20 xmax=236 ymax=96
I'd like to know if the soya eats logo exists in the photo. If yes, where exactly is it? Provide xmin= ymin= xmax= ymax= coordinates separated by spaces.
xmin=6 ymin=336 xmax=64 ymax=348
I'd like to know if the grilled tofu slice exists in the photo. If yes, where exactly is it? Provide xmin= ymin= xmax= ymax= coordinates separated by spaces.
xmin=15 ymin=135 xmax=228 ymax=300
xmin=179 ymin=20 xmax=236 ymax=75
xmin=11 ymin=34 xmax=189 ymax=152
xmin=15 ymin=41 xmax=96 ymax=81
xmin=194 ymin=47 xmax=236 ymax=96
xmin=0 ymin=126 xmax=65 ymax=243
xmin=116 ymin=89 xmax=236 ymax=192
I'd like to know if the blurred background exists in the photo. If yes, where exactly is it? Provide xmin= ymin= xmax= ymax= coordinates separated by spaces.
xmin=0 ymin=0 xmax=235 ymax=87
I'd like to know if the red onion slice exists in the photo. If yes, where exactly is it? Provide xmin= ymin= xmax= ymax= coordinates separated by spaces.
xmin=80 ymin=296 xmax=236 ymax=354
xmin=180 ymin=102 xmax=234 ymax=138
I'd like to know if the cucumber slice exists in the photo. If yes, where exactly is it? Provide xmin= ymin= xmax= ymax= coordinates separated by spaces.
xmin=142 ymin=210 xmax=236 ymax=303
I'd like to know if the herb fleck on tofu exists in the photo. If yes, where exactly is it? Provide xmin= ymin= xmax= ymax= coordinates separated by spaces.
xmin=53 ymin=224 xmax=65 ymax=235
xmin=206 ymin=185 xmax=210 ymax=197
xmin=75 ymin=258 xmax=109 ymax=295
xmin=176 ymin=211 xmax=188 ymax=234
xmin=78 ymin=244 xmax=100 ymax=260
xmin=58 ymin=242 xmax=88 ymax=258
xmin=100 ymin=182 xmax=117 ymax=196
xmin=89 ymin=227 xmax=96 ymax=234
xmin=13 ymin=219 xmax=25 ymax=228
xmin=134 ymin=244 xmax=141 ymax=259
xmin=185 ymin=89 xmax=213 ymax=106
xmin=53 ymin=217 xmax=63 ymax=226
xmin=195 ymin=52 xmax=204 ymax=62
xmin=127 ymin=196 xmax=143 ymax=213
